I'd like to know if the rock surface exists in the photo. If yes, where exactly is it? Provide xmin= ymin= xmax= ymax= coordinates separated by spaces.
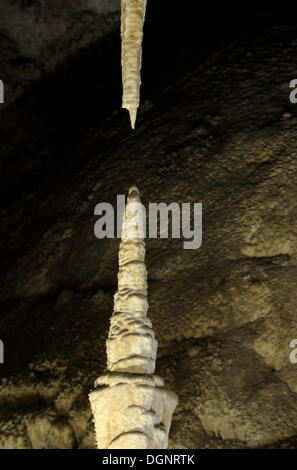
xmin=0 ymin=0 xmax=120 ymax=103
xmin=1 ymin=3 xmax=297 ymax=449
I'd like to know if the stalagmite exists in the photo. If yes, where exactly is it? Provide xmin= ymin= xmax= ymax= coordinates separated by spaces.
xmin=121 ymin=0 xmax=147 ymax=129
xmin=89 ymin=186 xmax=178 ymax=449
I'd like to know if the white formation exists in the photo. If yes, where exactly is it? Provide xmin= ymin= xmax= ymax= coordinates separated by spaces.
xmin=89 ymin=186 xmax=178 ymax=449
xmin=121 ymin=0 xmax=147 ymax=129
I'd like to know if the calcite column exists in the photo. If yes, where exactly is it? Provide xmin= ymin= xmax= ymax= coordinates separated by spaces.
xmin=89 ymin=186 xmax=178 ymax=449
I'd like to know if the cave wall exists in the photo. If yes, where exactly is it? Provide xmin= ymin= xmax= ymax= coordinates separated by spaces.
xmin=0 ymin=0 xmax=297 ymax=449
xmin=0 ymin=0 xmax=120 ymax=103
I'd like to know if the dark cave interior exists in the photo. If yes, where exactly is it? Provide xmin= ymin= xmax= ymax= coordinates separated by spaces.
xmin=1 ymin=0 xmax=297 ymax=206
xmin=0 ymin=0 xmax=297 ymax=450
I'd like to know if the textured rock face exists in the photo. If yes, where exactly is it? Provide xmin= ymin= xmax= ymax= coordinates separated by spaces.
xmin=0 ymin=0 xmax=120 ymax=103
xmin=90 ymin=374 xmax=177 ymax=449
xmin=89 ymin=187 xmax=178 ymax=449
xmin=1 ymin=4 xmax=297 ymax=450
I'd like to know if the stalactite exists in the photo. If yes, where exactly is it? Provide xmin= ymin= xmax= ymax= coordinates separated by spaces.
xmin=121 ymin=0 xmax=147 ymax=129
xmin=89 ymin=186 xmax=178 ymax=449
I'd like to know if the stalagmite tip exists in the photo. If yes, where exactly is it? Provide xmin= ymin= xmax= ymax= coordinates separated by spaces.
xmin=128 ymin=185 xmax=140 ymax=200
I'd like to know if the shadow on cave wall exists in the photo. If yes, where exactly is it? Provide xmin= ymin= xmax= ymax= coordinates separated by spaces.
xmin=0 ymin=0 xmax=296 ymax=370
xmin=1 ymin=0 xmax=297 ymax=378
xmin=0 ymin=0 xmax=297 ymax=450
xmin=1 ymin=0 xmax=297 ymax=210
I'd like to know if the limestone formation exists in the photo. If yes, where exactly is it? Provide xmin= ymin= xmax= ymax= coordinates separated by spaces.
xmin=89 ymin=186 xmax=178 ymax=449
xmin=121 ymin=0 xmax=147 ymax=129
xmin=2 ymin=20 xmax=297 ymax=449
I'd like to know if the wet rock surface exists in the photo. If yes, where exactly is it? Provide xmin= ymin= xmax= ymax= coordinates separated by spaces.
xmin=0 ymin=2 xmax=297 ymax=449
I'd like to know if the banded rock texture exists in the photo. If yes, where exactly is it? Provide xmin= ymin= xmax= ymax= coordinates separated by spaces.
xmin=89 ymin=187 xmax=178 ymax=449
